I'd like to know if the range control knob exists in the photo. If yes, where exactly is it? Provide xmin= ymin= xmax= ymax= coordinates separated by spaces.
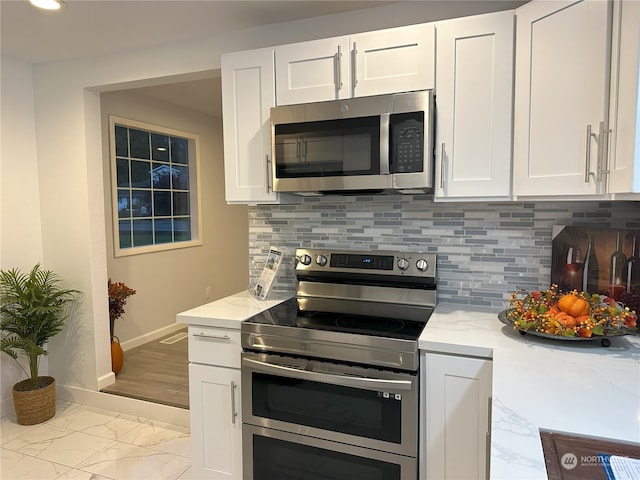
xmin=416 ymin=259 xmax=429 ymax=272
xmin=299 ymin=254 xmax=312 ymax=266
xmin=397 ymin=258 xmax=409 ymax=271
xmin=315 ymin=255 xmax=328 ymax=266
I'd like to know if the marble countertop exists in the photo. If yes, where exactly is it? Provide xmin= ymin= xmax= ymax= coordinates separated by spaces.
xmin=421 ymin=304 xmax=640 ymax=479
xmin=176 ymin=290 xmax=290 ymax=328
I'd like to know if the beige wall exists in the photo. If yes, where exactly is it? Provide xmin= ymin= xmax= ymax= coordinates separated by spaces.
xmin=100 ymin=89 xmax=248 ymax=345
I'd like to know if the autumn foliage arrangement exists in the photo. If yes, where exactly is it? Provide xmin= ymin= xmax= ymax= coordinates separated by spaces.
xmin=108 ymin=279 xmax=136 ymax=337
xmin=508 ymin=285 xmax=637 ymax=338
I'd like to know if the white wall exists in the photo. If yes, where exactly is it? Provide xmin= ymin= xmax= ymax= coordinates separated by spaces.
xmin=0 ymin=56 xmax=46 ymax=412
xmin=100 ymin=89 xmax=248 ymax=346
xmin=25 ymin=2 xmax=518 ymax=393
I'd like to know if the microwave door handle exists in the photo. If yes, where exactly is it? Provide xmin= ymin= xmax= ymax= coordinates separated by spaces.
xmin=242 ymin=357 xmax=412 ymax=392
xmin=380 ymin=113 xmax=390 ymax=175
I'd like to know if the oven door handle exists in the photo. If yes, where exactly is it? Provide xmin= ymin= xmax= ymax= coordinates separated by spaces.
xmin=242 ymin=357 xmax=413 ymax=392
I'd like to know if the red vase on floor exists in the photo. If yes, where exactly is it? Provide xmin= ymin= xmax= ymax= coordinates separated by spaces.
xmin=111 ymin=336 xmax=124 ymax=374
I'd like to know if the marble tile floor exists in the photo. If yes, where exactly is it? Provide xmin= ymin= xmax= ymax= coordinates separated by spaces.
xmin=0 ymin=400 xmax=196 ymax=480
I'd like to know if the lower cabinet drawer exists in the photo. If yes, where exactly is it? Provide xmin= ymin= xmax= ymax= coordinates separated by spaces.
xmin=188 ymin=325 xmax=241 ymax=368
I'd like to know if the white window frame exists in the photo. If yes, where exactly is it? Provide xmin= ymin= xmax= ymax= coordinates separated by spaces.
xmin=109 ymin=115 xmax=203 ymax=257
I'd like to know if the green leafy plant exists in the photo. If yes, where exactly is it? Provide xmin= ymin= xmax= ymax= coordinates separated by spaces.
xmin=0 ymin=264 xmax=80 ymax=390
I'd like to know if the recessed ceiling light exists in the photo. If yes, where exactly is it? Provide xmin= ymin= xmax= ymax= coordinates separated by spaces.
xmin=29 ymin=0 xmax=65 ymax=11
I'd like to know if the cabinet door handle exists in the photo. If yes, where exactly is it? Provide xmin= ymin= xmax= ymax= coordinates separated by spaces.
xmin=486 ymin=395 xmax=492 ymax=480
xmin=193 ymin=333 xmax=231 ymax=341
xmin=596 ymin=121 xmax=612 ymax=182
xmin=584 ymin=124 xmax=597 ymax=183
xmin=352 ymin=41 xmax=358 ymax=96
xmin=265 ymin=154 xmax=272 ymax=194
xmin=335 ymin=45 xmax=343 ymax=92
xmin=230 ymin=380 xmax=238 ymax=425
xmin=439 ymin=143 xmax=445 ymax=189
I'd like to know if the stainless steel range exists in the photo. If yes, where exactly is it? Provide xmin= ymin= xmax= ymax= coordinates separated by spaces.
xmin=241 ymin=248 xmax=437 ymax=480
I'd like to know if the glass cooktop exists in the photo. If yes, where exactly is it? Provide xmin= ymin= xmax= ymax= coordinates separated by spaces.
xmin=246 ymin=298 xmax=428 ymax=341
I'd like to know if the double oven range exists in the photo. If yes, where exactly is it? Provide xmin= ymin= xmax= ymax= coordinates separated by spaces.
xmin=241 ymin=248 xmax=437 ymax=480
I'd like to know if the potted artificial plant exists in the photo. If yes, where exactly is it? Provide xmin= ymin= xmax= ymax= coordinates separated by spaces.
xmin=0 ymin=264 xmax=80 ymax=425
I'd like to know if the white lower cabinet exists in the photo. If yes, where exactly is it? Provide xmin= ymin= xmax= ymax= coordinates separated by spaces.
xmin=188 ymin=325 xmax=242 ymax=479
xmin=422 ymin=352 xmax=493 ymax=480
xmin=189 ymin=363 xmax=242 ymax=480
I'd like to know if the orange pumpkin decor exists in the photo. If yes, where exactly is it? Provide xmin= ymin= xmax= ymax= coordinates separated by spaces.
xmin=558 ymin=293 xmax=590 ymax=317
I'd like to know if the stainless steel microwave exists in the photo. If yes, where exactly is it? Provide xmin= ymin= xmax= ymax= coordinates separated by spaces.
xmin=270 ymin=90 xmax=434 ymax=195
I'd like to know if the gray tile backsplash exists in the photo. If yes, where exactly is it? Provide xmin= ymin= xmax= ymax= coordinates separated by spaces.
xmin=249 ymin=196 xmax=639 ymax=309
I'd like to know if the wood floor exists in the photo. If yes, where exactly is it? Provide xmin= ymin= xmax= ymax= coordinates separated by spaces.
xmin=101 ymin=328 xmax=189 ymax=409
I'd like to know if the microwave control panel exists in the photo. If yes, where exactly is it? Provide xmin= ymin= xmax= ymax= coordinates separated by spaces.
xmin=390 ymin=112 xmax=424 ymax=174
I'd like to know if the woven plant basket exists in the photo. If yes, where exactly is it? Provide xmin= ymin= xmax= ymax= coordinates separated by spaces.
xmin=12 ymin=376 xmax=56 ymax=425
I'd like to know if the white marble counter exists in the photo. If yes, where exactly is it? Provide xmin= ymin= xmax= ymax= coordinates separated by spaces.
xmin=420 ymin=304 xmax=640 ymax=479
xmin=176 ymin=290 xmax=290 ymax=328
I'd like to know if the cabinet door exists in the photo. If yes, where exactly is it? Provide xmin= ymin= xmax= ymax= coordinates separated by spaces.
xmin=423 ymin=353 xmax=492 ymax=480
xmin=608 ymin=0 xmax=640 ymax=194
xmin=435 ymin=11 xmax=514 ymax=199
xmin=189 ymin=363 xmax=242 ymax=479
xmin=222 ymin=49 xmax=297 ymax=204
xmin=351 ymin=23 xmax=435 ymax=98
xmin=513 ymin=0 xmax=611 ymax=196
xmin=275 ymin=36 xmax=350 ymax=105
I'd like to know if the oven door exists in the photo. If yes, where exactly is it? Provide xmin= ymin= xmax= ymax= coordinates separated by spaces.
xmin=241 ymin=351 xmax=418 ymax=457
xmin=243 ymin=424 xmax=417 ymax=480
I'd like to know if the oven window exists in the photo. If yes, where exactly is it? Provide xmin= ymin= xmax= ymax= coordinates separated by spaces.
xmin=274 ymin=116 xmax=380 ymax=178
xmin=253 ymin=434 xmax=401 ymax=480
xmin=252 ymin=373 xmax=401 ymax=443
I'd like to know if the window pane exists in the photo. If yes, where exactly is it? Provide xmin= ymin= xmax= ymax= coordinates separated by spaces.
xmin=173 ymin=192 xmax=189 ymax=215
xmin=154 ymin=218 xmax=172 ymax=244
xmin=119 ymin=220 xmax=132 ymax=248
xmin=153 ymin=191 xmax=171 ymax=216
xmin=152 ymin=134 xmax=170 ymax=161
xmin=131 ymin=190 xmax=152 ymax=217
xmin=171 ymin=137 xmax=188 ymax=164
xmin=172 ymin=165 xmax=189 ymax=190
xmin=129 ymin=129 xmax=151 ymax=159
xmin=152 ymin=163 xmax=171 ymax=189
xmin=174 ymin=218 xmax=191 ymax=242
xmin=131 ymin=160 xmax=151 ymax=188
xmin=115 ymin=126 xmax=129 ymax=157
xmin=132 ymin=219 xmax=153 ymax=246
xmin=116 ymin=158 xmax=130 ymax=187
xmin=117 ymin=190 xmax=130 ymax=218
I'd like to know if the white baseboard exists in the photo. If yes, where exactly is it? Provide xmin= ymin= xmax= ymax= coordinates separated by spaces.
xmin=56 ymin=384 xmax=190 ymax=427
xmin=120 ymin=322 xmax=186 ymax=351
xmin=97 ymin=371 xmax=116 ymax=390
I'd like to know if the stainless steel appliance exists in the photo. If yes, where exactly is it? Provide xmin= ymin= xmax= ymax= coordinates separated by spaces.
xmin=241 ymin=248 xmax=437 ymax=480
xmin=270 ymin=91 xmax=435 ymax=195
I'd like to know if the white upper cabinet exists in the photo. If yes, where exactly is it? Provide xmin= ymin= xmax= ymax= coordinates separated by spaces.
xmin=275 ymin=24 xmax=435 ymax=105
xmin=350 ymin=23 xmax=435 ymax=98
xmin=221 ymin=48 xmax=298 ymax=204
xmin=608 ymin=0 xmax=640 ymax=195
xmin=513 ymin=0 xmax=611 ymax=197
xmin=434 ymin=11 xmax=514 ymax=200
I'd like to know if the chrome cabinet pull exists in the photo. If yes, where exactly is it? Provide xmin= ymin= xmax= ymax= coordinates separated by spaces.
xmin=230 ymin=380 xmax=238 ymax=424
xmin=352 ymin=41 xmax=358 ymax=96
xmin=584 ymin=124 xmax=596 ymax=183
xmin=193 ymin=332 xmax=231 ymax=341
xmin=335 ymin=45 xmax=343 ymax=92
xmin=440 ymin=143 xmax=445 ymax=189
xmin=486 ymin=395 xmax=492 ymax=480
xmin=265 ymin=154 xmax=272 ymax=194
xmin=596 ymin=121 xmax=612 ymax=182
